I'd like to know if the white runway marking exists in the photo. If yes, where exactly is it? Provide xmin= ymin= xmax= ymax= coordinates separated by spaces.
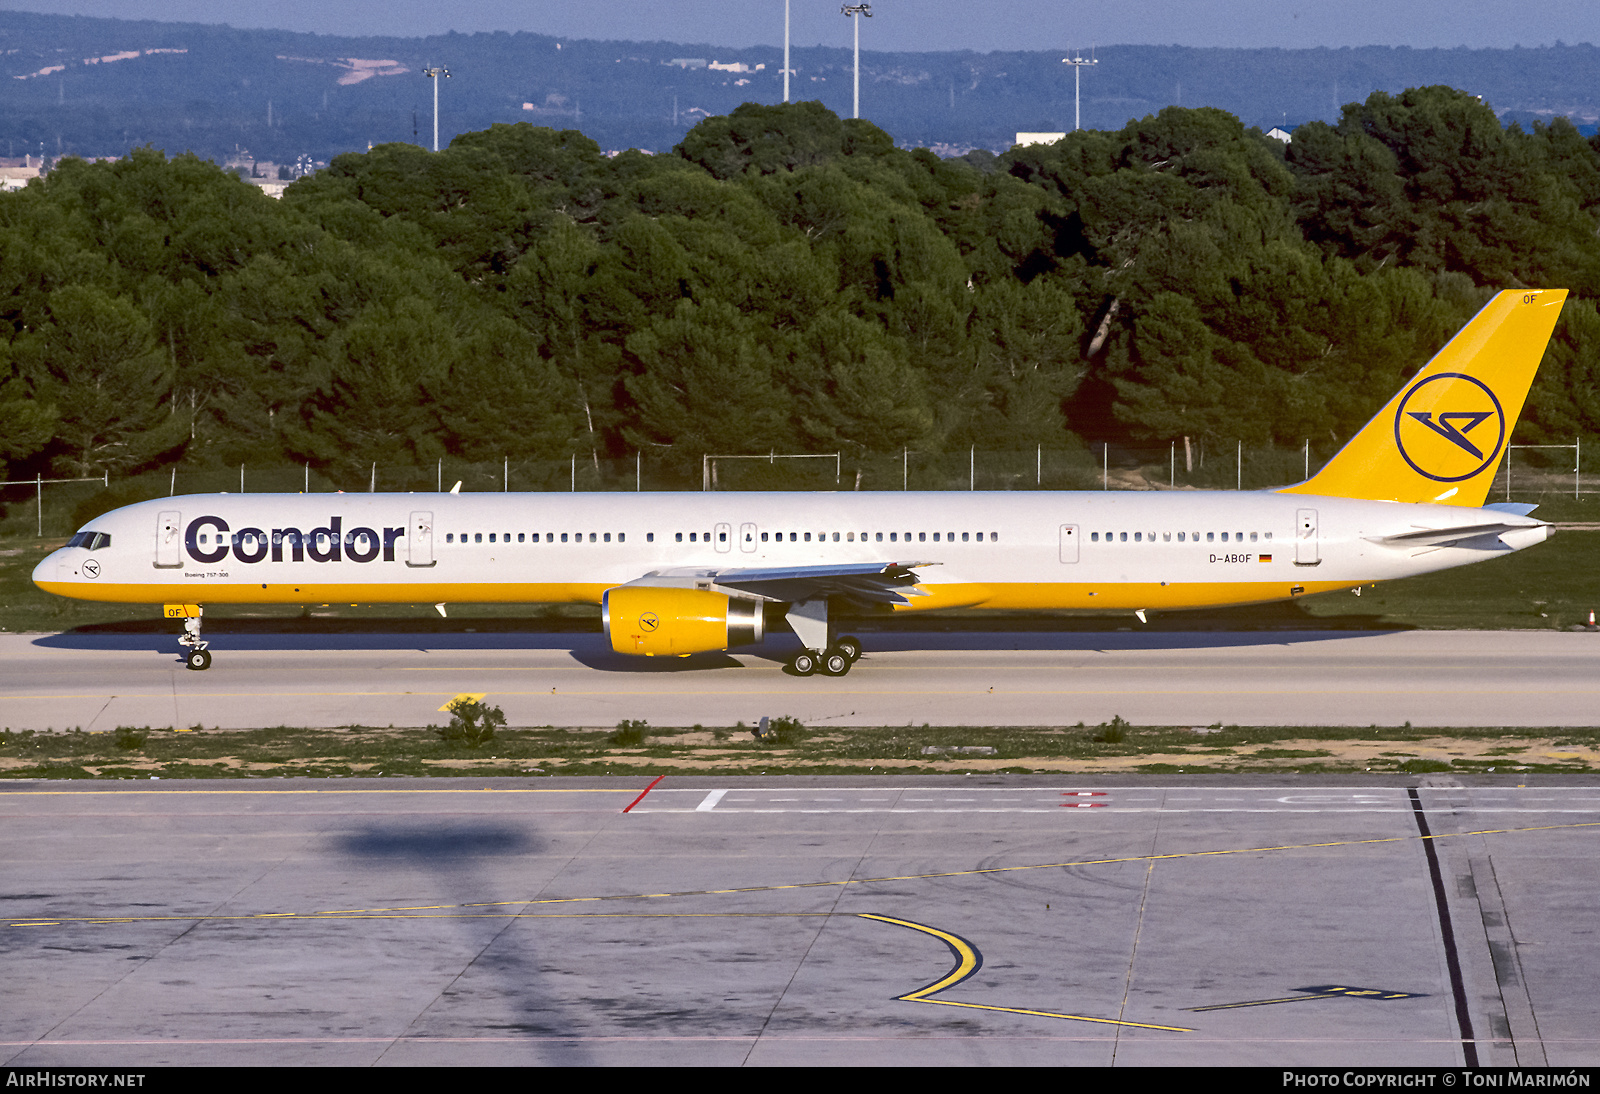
xmin=695 ymin=789 xmax=728 ymax=812
xmin=630 ymin=786 xmax=1600 ymax=814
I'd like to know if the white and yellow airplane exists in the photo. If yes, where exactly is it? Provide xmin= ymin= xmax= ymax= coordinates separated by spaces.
xmin=34 ymin=289 xmax=1567 ymax=676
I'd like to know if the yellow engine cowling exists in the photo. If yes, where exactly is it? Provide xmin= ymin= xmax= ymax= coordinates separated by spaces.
xmin=602 ymin=586 xmax=765 ymax=656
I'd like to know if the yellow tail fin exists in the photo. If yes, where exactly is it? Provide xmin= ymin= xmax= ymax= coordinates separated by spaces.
xmin=1279 ymin=288 xmax=1568 ymax=507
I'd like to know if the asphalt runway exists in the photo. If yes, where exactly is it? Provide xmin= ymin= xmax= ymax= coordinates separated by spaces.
xmin=3 ymin=628 xmax=1600 ymax=730
xmin=3 ymin=775 xmax=1596 ymax=1066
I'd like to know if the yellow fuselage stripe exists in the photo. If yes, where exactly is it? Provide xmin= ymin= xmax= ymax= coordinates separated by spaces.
xmin=34 ymin=579 xmax=1355 ymax=613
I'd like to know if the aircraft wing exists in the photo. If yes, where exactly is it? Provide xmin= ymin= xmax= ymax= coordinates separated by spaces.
xmin=623 ymin=561 xmax=938 ymax=605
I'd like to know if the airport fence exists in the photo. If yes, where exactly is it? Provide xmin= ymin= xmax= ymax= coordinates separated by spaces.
xmin=2 ymin=437 xmax=1593 ymax=538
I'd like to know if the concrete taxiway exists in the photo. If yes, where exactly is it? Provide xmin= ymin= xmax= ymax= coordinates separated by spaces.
xmin=2 ymin=775 xmax=1596 ymax=1066
xmin=2 ymin=629 xmax=1599 ymax=730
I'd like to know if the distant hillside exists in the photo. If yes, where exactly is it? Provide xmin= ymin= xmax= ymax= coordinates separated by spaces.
xmin=3 ymin=10 xmax=1600 ymax=163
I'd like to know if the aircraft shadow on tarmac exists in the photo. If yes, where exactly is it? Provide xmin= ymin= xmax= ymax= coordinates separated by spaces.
xmin=33 ymin=626 xmax=1402 ymax=672
xmin=334 ymin=823 xmax=594 ymax=1062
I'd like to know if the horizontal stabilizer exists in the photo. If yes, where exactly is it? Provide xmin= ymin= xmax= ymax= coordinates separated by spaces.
xmin=1367 ymin=521 xmax=1541 ymax=548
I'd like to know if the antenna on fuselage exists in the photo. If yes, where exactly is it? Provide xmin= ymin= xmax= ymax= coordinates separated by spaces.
xmin=450 ymin=481 xmax=462 ymax=495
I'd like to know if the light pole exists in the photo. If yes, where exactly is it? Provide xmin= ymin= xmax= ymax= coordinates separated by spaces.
xmin=841 ymin=4 xmax=871 ymax=119
xmin=1061 ymin=53 xmax=1096 ymax=132
xmin=422 ymin=66 xmax=450 ymax=151
xmin=784 ymin=0 xmax=790 ymax=103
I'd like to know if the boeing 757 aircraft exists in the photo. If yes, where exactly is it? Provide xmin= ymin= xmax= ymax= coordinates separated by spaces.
xmin=34 ymin=289 xmax=1567 ymax=677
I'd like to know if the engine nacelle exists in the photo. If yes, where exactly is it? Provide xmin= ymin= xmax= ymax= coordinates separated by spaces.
xmin=602 ymin=586 xmax=765 ymax=656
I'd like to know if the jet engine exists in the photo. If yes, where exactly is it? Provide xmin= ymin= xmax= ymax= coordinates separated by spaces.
xmin=602 ymin=586 xmax=765 ymax=656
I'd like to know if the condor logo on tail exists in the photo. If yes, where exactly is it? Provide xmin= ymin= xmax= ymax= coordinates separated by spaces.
xmin=1280 ymin=289 xmax=1564 ymax=507
xmin=1393 ymin=372 xmax=1505 ymax=482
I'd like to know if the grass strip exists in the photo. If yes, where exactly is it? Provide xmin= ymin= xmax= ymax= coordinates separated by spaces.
xmin=3 ymin=720 xmax=1597 ymax=779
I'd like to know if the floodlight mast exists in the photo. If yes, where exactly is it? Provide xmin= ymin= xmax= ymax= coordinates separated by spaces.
xmin=841 ymin=5 xmax=872 ymax=120
xmin=422 ymin=66 xmax=450 ymax=151
xmin=1062 ymin=52 xmax=1097 ymax=131
xmin=784 ymin=0 xmax=790 ymax=103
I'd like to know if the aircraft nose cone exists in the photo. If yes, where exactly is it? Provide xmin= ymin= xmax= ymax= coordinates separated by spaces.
xmin=31 ymin=549 xmax=65 ymax=588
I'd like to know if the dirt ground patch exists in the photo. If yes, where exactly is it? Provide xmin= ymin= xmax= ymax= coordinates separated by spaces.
xmin=3 ymin=725 xmax=1595 ymax=778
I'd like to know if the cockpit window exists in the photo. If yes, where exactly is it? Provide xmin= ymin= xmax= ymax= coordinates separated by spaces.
xmin=68 ymin=531 xmax=111 ymax=550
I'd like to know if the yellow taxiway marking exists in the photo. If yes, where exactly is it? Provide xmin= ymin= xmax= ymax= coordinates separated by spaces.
xmin=8 ymin=684 xmax=1600 ymax=698
xmin=438 ymin=692 xmax=486 ymax=712
xmin=0 ymin=787 xmax=638 ymax=796
xmin=859 ymin=913 xmax=1194 ymax=1032
xmin=13 ymin=819 xmax=1595 ymax=928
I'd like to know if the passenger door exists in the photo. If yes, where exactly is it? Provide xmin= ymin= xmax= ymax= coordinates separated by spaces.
xmin=155 ymin=511 xmax=182 ymax=568
xmin=408 ymin=511 xmax=436 ymax=567
xmin=1059 ymin=524 xmax=1080 ymax=563
xmin=1295 ymin=508 xmax=1320 ymax=565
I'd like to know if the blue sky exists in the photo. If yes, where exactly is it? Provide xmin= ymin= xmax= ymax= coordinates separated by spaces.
xmin=2 ymin=0 xmax=1598 ymax=51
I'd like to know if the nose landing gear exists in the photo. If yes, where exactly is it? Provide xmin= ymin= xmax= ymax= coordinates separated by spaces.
xmin=168 ymin=605 xmax=212 ymax=670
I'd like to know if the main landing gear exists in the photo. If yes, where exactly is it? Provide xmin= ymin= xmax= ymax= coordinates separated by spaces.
xmin=783 ymin=598 xmax=862 ymax=678
xmin=177 ymin=612 xmax=212 ymax=671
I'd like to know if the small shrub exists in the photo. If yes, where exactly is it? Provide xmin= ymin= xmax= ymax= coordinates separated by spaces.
xmin=609 ymin=719 xmax=649 ymax=747
xmin=765 ymin=715 xmax=806 ymax=746
xmin=1093 ymin=715 xmax=1130 ymax=744
xmin=433 ymin=700 xmax=506 ymax=748
xmin=113 ymin=726 xmax=149 ymax=751
xmin=1400 ymin=758 xmax=1453 ymax=773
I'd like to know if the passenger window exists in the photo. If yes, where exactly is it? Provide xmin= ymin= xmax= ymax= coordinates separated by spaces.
xmin=474 ymin=533 xmax=482 ymax=544
xmin=589 ymin=533 xmax=597 ymax=543
xmin=446 ymin=534 xmax=454 ymax=543
xmin=1163 ymin=532 xmax=1171 ymax=542
xmin=832 ymin=532 xmax=840 ymax=542
xmin=1176 ymin=532 xmax=1184 ymax=542
xmin=1091 ymin=532 xmax=1099 ymax=542
xmin=561 ymin=533 xmax=569 ymax=543
xmin=990 ymin=532 xmax=998 ymax=542
xmin=1221 ymin=532 xmax=1229 ymax=542
xmin=647 ymin=533 xmax=654 ymax=542
xmin=960 ymin=532 xmax=968 ymax=542
xmin=604 ymin=533 xmax=611 ymax=543
xmin=932 ymin=533 xmax=940 ymax=542
xmin=489 ymin=534 xmax=496 ymax=543
xmin=761 ymin=532 xmax=768 ymax=542
xmin=1206 ymin=532 xmax=1214 ymax=542
xmin=804 ymin=533 xmax=811 ymax=542
xmin=877 ymin=533 xmax=884 ymax=542
xmin=1134 ymin=532 xmax=1141 ymax=542
xmin=847 ymin=532 xmax=855 ymax=542
xmin=1119 ymin=532 xmax=1127 ymax=542
xmin=718 ymin=531 xmax=726 ymax=543
xmin=919 ymin=532 xmax=926 ymax=542
xmin=946 ymin=532 xmax=955 ymax=541
xmin=1250 ymin=532 xmax=1258 ymax=542
xmin=619 ymin=533 xmax=625 ymax=543
xmin=1264 ymin=532 xmax=1273 ymax=541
